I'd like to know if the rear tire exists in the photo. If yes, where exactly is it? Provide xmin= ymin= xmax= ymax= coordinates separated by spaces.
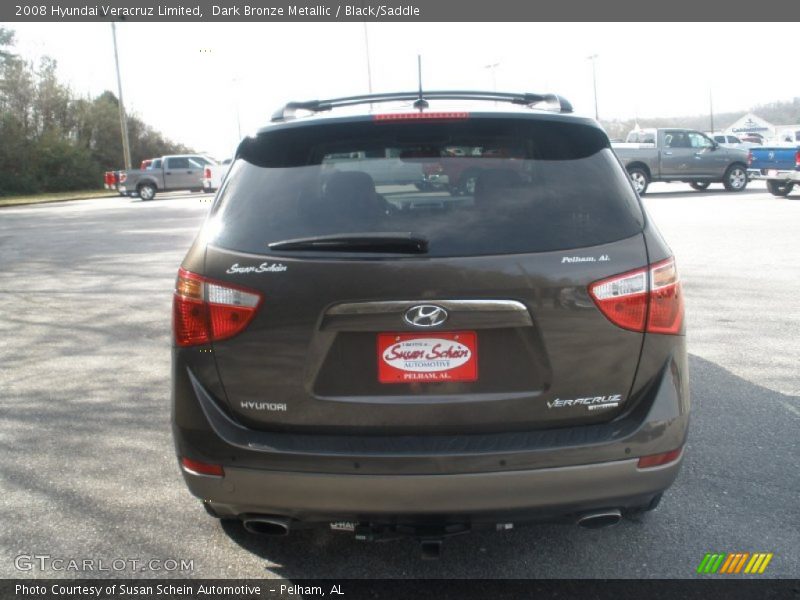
xmin=689 ymin=181 xmax=710 ymax=191
xmin=766 ymin=180 xmax=794 ymax=197
xmin=137 ymin=183 xmax=156 ymax=201
xmin=627 ymin=167 xmax=649 ymax=195
xmin=722 ymin=164 xmax=748 ymax=192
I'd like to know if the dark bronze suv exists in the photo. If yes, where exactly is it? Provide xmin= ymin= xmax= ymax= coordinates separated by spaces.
xmin=171 ymin=91 xmax=689 ymax=555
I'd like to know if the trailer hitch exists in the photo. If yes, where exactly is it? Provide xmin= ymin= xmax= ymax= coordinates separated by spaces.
xmin=352 ymin=522 xmax=472 ymax=559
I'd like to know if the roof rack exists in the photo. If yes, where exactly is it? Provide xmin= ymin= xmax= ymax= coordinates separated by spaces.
xmin=270 ymin=90 xmax=574 ymax=122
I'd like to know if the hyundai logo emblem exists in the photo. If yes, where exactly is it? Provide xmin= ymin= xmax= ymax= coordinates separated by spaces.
xmin=404 ymin=305 xmax=448 ymax=328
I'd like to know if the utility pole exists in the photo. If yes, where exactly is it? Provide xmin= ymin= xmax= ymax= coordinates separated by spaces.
xmin=362 ymin=22 xmax=373 ymax=94
xmin=587 ymin=54 xmax=599 ymax=121
xmin=111 ymin=23 xmax=132 ymax=170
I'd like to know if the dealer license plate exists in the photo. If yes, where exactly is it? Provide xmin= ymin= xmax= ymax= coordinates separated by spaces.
xmin=377 ymin=332 xmax=478 ymax=384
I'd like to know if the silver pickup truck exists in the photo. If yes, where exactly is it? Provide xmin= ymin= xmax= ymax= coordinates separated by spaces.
xmin=612 ymin=128 xmax=749 ymax=195
xmin=119 ymin=154 xmax=216 ymax=200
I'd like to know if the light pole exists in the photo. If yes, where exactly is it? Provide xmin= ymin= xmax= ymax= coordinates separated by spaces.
xmin=484 ymin=62 xmax=500 ymax=92
xmin=231 ymin=76 xmax=242 ymax=141
xmin=709 ymin=88 xmax=715 ymax=134
xmin=587 ymin=54 xmax=599 ymax=121
xmin=484 ymin=62 xmax=500 ymax=106
xmin=111 ymin=22 xmax=132 ymax=171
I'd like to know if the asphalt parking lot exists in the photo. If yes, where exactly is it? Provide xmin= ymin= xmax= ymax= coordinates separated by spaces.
xmin=0 ymin=184 xmax=798 ymax=579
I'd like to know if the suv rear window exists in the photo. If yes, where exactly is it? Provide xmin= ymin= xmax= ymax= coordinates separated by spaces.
xmin=210 ymin=117 xmax=643 ymax=257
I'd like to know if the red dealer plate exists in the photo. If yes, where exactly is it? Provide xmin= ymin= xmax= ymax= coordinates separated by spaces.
xmin=377 ymin=332 xmax=478 ymax=384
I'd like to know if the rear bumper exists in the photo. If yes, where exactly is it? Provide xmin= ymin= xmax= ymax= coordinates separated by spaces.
xmin=182 ymin=454 xmax=681 ymax=520
xmin=748 ymin=168 xmax=800 ymax=182
xmin=173 ymin=338 xmax=689 ymax=519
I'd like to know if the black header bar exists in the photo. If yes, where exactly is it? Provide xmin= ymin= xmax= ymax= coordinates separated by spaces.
xmin=4 ymin=0 xmax=800 ymax=22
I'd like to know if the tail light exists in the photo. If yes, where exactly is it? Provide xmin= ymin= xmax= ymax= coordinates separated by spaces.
xmin=589 ymin=257 xmax=684 ymax=335
xmin=637 ymin=447 xmax=683 ymax=469
xmin=181 ymin=457 xmax=224 ymax=477
xmin=795 ymin=150 xmax=800 ymax=169
xmin=747 ymin=150 xmax=753 ymax=166
xmin=173 ymin=267 xmax=262 ymax=347
xmin=204 ymin=167 xmax=212 ymax=179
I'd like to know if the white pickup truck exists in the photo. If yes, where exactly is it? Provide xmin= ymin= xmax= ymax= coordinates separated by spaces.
xmin=202 ymin=159 xmax=232 ymax=193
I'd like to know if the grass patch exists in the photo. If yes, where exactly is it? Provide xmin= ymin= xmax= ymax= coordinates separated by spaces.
xmin=0 ymin=189 xmax=116 ymax=207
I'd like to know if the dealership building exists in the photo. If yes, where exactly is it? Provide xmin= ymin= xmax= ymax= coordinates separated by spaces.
xmin=723 ymin=113 xmax=800 ymax=143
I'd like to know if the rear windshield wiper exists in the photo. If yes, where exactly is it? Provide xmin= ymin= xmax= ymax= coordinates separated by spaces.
xmin=268 ymin=232 xmax=429 ymax=254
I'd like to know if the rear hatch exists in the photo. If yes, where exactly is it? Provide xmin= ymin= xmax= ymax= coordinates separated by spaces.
xmin=197 ymin=114 xmax=648 ymax=435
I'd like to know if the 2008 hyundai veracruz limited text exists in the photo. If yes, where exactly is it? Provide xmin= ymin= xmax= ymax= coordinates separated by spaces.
xmin=171 ymin=91 xmax=688 ymax=556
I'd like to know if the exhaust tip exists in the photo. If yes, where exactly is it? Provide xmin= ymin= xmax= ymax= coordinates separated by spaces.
xmin=242 ymin=517 xmax=291 ymax=536
xmin=576 ymin=509 xmax=622 ymax=530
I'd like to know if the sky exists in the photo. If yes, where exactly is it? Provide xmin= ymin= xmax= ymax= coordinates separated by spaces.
xmin=7 ymin=22 xmax=800 ymax=159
